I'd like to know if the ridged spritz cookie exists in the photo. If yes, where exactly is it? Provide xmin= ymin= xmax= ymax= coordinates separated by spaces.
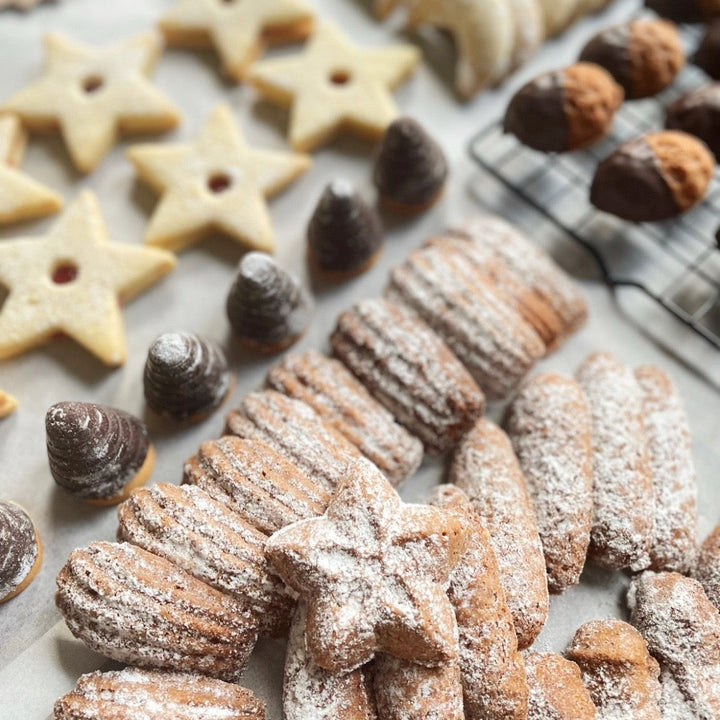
xmin=3 ymin=32 xmax=179 ymax=173
xmin=696 ymin=525 xmax=720 ymax=611
xmin=450 ymin=418 xmax=549 ymax=649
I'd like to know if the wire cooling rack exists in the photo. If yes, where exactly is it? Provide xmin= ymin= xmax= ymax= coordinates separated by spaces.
xmin=469 ymin=23 xmax=720 ymax=350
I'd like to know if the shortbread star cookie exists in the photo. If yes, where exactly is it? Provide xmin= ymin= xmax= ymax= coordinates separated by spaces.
xmin=159 ymin=0 xmax=314 ymax=82
xmin=0 ymin=191 xmax=175 ymax=366
xmin=0 ymin=391 xmax=18 ymax=418
xmin=128 ymin=104 xmax=309 ymax=253
xmin=3 ymin=32 xmax=180 ymax=173
xmin=0 ymin=114 xmax=62 ymax=224
xmin=248 ymin=22 xmax=420 ymax=151
xmin=266 ymin=457 xmax=466 ymax=674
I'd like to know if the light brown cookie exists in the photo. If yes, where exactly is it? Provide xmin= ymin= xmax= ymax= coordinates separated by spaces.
xmin=266 ymin=457 xmax=465 ymax=673
xmin=331 ymin=298 xmax=486 ymax=454
xmin=450 ymin=417 xmax=549 ymax=649
xmin=53 ymin=668 xmax=265 ymax=720
xmin=55 ymin=541 xmax=258 ymax=681
xmin=566 ymin=619 xmax=662 ymax=720
xmin=430 ymin=485 xmax=529 ymax=720
xmin=505 ymin=372 xmax=594 ymax=593
xmin=183 ymin=436 xmax=330 ymax=537
xmin=266 ymin=350 xmax=423 ymax=486
xmin=0 ymin=501 xmax=42 ymax=603
xmin=628 ymin=571 xmax=720 ymax=718
xmin=576 ymin=352 xmax=654 ymax=570
xmin=695 ymin=525 xmax=720 ymax=611
xmin=117 ymin=483 xmax=294 ymax=638
xmin=524 ymin=652 xmax=597 ymax=720
xmin=224 ymin=390 xmax=365 ymax=496
xmin=0 ymin=390 xmax=18 ymax=418
xmin=386 ymin=242 xmax=545 ymax=401
xmin=284 ymin=602 xmax=376 ymax=720
xmin=635 ymin=365 xmax=698 ymax=573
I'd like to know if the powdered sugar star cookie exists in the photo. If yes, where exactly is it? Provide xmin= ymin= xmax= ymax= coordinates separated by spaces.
xmin=159 ymin=0 xmax=314 ymax=82
xmin=0 ymin=391 xmax=18 ymax=418
xmin=128 ymin=104 xmax=309 ymax=253
xmin=266 ymin=457 xmax=465 ymax=674
xmin=248 ymin=22 xmax=420 ymax=151
xmin=0 ymin=191 xmax=175 ymax=366
xmin=3 ymin=32 xmax=180 ymax=173
xmin=0 ymin=114 xmax=62 ymax=224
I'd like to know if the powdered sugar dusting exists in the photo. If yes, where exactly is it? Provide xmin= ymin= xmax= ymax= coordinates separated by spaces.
xmin=0 ymin=501 xmax=39 ymax=600
xmin=695 ymin=525 xmax=720 ymax=612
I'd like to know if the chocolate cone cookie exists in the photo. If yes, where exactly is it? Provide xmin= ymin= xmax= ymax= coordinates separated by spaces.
xmin=374 ymin=117 xmax=448 ymax=213
xmin=46 ymin=401 xmax=154 ymax=505
xmin=504 ymin=63 xmax=623 ymax=152
xmin=307 ymin=181 xmax=383 ymax=278
xmin=226 ymin=252 xmax=312 ymax=352
xmin=0 ymin=501 xmax=42 ymax=603
xmin=667 ymin=84 xmax=720 ymax=160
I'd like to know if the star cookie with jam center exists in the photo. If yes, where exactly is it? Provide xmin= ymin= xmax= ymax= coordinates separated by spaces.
xmin=128 ymin=103 xmax=310 ymax=253
xmin=159 ymin=0 xmax=315 ymax=82
xmin=2 ymin=32 xmax=180 ymax=173
xmin=248 ymin=22 xmax=420 ymax=152
xmin=0 ymin=114 xmax=62 ymax=224
xmin=266 ymin=457 xmax=466 ymax=674
xmin=0 ymin=191 xmax=175 ymax=366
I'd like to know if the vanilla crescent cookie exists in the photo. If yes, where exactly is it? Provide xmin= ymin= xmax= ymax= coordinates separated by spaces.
xmin=0 ymin=391 xmax=18 ymax=418
xmin=248 ymin=22 xmax=420 ymax=152
xmin=0 ymin=114 xmax=62 ymax=224
xmin=0 ymin=192 xmax=175 ymax=366
xmin=508 ymin=0 xmax=545 ymax=69
xmin=537 ymin=0 xmax=580 ymax=37
xmin=3 ymin=32 xmax=180 ymax=174
xmin=128 ymin=103 xmax=309 ymax=254
xmin=159 ymin=0 xmax=314 ymax=82
xmin=406 ymin=0 xmax=516 ymax=99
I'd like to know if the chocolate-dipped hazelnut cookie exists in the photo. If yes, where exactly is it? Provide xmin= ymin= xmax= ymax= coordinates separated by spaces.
xmin=0 ymin=501 xmax=42 ymax=603
xmin=374 ymin=117 xmax=448 ymax=213
xmin=504 ymin=63 xmax=623 ymax=152
xmin=591 ymin=131 xmax=715 ymax=221
xmin=144 ymin=332 xmax=232 ymax=422
xmin=695 ymin=20 xmax=720 ymax=80
xmin=667 ymin=84 xmax=720 ymax=159
xmin=645 ymin=0 xmax=701 ymax=22
xmin=580 ymin=19 xmax=684 ymax=99
xmin=307 ymin=181 xmax=383 ymax=278
xmin=46 ymin=401 xmax=154 ymax=505
xmin=226 ymin=252 xmax=312 ymax=352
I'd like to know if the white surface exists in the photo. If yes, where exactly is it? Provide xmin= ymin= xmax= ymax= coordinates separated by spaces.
xmin=0 ymin=0 xmax=718 ymax=718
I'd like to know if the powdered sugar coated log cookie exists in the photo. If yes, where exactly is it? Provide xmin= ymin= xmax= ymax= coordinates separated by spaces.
xmin=695 ymin=525 xmax=720 ymax=611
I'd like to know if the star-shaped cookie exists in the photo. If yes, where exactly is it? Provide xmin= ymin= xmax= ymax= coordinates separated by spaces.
xmin=248 ymin=23 xmax=421 ymax=151
xmin=127 ymin=103 xmax=310 ymax=254
xmin=2 ymin=32 xmax=180 ymax=173
xmin=0 ymin=191 xmax=175 ymax=366
xmin=0 ymin=114 xmax=62 ymax=224
xmin=159 ymin=0 xmax=315 ymax=82
xmin=0 ymin=391 xmax=17 ymax=418
xmin=266 ymin=457 xmax=465 ymax=673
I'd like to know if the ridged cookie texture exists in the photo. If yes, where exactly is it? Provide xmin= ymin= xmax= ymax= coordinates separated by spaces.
xmin=53 ymin=667 xmax=265 ymax=720
xmin=331 ymin=297 xmax=485 ymax=454
xmin=55 ymin=541 xmax=258 ymax=682
xmin=224 ymin=390 xmax=365 ymax=495
xmin=117 ymin=483 xmax=294 ymax=638
xmin=450 ymin=418 xmax=549 ymax=649
xmin=266 ymin=349 xmax=423 ymax=486
xmin=386 ymin=242 xmax=545 ymax=401
xmin=183 ymin=436 xmax=330 ymax=537
xmin=0 ymin=501 xmax=42 ymax=603
xmin=695 ymin=525 xmax=720 ymax=611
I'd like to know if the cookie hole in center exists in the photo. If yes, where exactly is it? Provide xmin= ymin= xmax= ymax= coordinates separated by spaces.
xmin=82 ymin=75 xmax=105 ymax=94
xmin=208 ymin=172 xmax=233 ymax=194
xmin=329 ymin=70 xmax=352 ymax=86
xmin=51 ymin=261 xmax=79 ymax=285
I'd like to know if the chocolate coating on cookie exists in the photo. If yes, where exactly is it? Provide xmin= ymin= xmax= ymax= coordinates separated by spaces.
xmin=645 ymin=0 xmax=701 ymax=22
xmin=144 ymin=332 xmax=231 ymax=421
xmin=307 ymin=181 xmax=383 ymax=277
xmin=374 ymin=117 xmax=448 ymax=212
xmin=0 ymin=501 xmax=41 ymax=603
xmin=695 ymin=20 xmax=720 ymax=80
xmin=46 ymin=401 xmax=152 ymax=503
xmin=667 ymin=84 xmax=720 ymax=160
xmin=226 ymin=252 xmax=312 ymax=352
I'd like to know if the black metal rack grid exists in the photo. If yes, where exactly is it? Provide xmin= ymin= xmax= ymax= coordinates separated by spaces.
xmin=469 ymin=22 xmax=720 ymax=350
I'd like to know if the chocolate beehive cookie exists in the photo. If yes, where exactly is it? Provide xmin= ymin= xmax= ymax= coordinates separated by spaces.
xmin=591 ymin=130 xmax=715 ymax=222
xmin=695 ymin=525 xmax=720 ymax=611
xmin=56 ymin=541 xmax=258 ymax=681
xmin=386 ymin=242 xmax=545 ymax=401
xmin=667 ymin=84 xmax=720 ymax=160
xmin=46 ymin=401 xmax=154 ymax=505
xmin=580 ymin=19 xmax=684 ymax=99
xmin=504 ymin=63 xmax=623 ymax=152
xmin=332 ymin=298 xmax=485 ymax=453
xmin=117 ymin=483 xmax=294 ymax=637
xmin=54 ymin=668 xmax=265 ymax=720
xmin=266 ymin=350 xmax=423 ymax=486
xmin=0 ymin=501 xmax=42 ymax=603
